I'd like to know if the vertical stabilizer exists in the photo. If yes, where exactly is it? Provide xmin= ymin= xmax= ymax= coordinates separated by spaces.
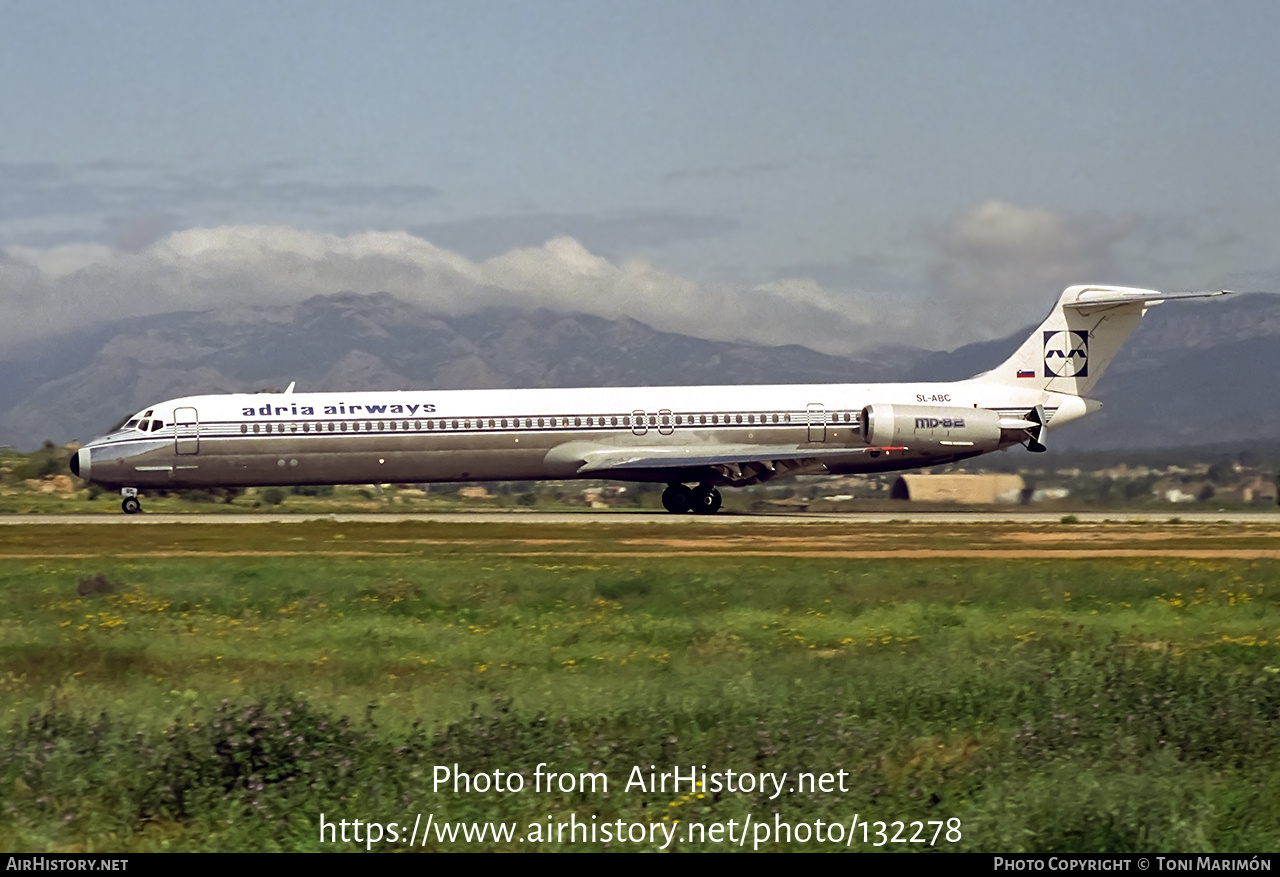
xmin=971 ymin=286 xmax=1228 ymax=397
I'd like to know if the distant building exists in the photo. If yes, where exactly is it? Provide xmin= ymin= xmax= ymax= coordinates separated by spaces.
xmin=890 ymin=474 xmax=1026 ymax=504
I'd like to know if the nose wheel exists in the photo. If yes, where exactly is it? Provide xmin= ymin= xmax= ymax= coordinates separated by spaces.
xmin=121 ymin=488 xmax=142 ymax=515
xmin=661 ymin=483 xmax=722 ymax=514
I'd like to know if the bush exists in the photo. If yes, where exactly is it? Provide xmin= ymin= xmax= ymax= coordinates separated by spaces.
xmin=76 ymin=574 xmax=116 ymax=596
xmin=9 ymin=441 xmax=69 ymax=481
xmin=291 ymin=485 xmax=334 ymax=497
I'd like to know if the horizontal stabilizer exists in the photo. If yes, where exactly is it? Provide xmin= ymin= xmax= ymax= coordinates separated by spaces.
xmin=1064 ymin=287 xmax=1231 ymax=310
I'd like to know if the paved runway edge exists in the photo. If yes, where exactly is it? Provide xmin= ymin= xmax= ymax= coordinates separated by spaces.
xmin=3 ymin=511 xmax=1280 ymax=525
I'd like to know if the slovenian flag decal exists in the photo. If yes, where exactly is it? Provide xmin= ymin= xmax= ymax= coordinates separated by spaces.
xmin=1017 ymin=369 xmax=1035 ymax=378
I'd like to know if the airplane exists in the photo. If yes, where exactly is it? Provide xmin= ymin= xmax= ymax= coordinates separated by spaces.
xmin=70 ymin=285 xmax=1227 ymax=514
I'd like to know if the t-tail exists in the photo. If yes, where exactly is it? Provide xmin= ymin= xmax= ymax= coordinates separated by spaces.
xmin=973 ymin=285 xmax=1230 ymax=398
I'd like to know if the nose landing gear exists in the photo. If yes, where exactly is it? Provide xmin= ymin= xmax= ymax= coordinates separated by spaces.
xmin=661 ymin=483 xmax=722 ymax=515
xmin=121 ymin=488 xmax=142 ymax=515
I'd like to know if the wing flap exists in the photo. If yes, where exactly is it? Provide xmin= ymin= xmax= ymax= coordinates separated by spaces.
xmin=571 ymin=443 xmax=907 ymax=473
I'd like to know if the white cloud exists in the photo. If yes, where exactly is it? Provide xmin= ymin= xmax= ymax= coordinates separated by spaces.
xmin=2 ymin=207 xmax=1137 ymax=359
xmin=929 ymin=200 xmax=1138 ymax=335
xmin=0 ymin=225 xmax=897 ymax=356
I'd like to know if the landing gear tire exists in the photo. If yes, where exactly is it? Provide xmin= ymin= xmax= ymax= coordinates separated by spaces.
xmin=691 ymin=485 xmax=722 ymax=515
xmin=121 ymin=497 xmax=142 ymax=515
xmin=661 ymin=483 xmax=692 ymax=514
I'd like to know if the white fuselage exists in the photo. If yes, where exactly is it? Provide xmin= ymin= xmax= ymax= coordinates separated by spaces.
xmin=74 ymin=379 xmax=1087 ymax=490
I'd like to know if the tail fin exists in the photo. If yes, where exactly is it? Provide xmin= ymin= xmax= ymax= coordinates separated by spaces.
xmin=972 ymin=285 xmax=1230 ymax=397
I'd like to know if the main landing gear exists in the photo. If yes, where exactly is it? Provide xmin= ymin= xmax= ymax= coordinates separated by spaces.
xmin=121 ymin=488 xmax=142 ymax=515
xmin=661 ymin=482 xmax=722 ymax=515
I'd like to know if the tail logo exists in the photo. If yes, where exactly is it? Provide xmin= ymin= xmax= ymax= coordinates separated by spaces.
xmin=1043 ymin=330 xmax=1089 ymax=378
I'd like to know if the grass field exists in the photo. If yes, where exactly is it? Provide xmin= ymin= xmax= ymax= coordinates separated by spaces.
xmin=2 ymin=519 xmax=1279 ymax=852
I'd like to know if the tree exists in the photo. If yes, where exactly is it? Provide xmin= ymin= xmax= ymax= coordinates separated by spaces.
xmin=1207 ymin=460 xmax=1235 ymax=485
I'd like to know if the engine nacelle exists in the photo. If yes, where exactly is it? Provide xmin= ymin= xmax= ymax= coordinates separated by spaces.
xmin=861 ymin=404 xmax=1003 ymax=453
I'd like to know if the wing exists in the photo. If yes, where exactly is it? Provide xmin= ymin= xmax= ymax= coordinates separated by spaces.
xmin=545 ymin=441 xmax=907 ymax=486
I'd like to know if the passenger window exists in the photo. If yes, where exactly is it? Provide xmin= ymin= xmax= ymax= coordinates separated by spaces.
xmin=302 ymin=423 xmax=310 ymax=433
xmin=253 ymin=424 xmax=260 ymax=434
xmin=241 ymin=424 xmax=248 ymax=434
xmin=341 ymin=422 xmax=348 ymax=432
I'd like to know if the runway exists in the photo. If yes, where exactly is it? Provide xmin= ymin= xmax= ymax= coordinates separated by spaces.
xmin=2 ymin=510 xmax=1279 ymax=525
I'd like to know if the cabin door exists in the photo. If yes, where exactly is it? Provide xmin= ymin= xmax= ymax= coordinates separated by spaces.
xmin=806 ymin=403 xmax=826 ymax=442
xmin=174 ymin=407 xmax=200 ymax=455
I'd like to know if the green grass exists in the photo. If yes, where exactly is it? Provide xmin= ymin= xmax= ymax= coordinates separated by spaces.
xmin=1 ymin=522 xmax=1279 ymax=851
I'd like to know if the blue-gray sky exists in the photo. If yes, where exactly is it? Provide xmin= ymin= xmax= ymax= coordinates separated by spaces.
xmin=2 ymin=0 xmax=1277 ymax=354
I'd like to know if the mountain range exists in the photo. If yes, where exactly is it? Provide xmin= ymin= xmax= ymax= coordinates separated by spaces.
xmin=2 ymin=291 xmax=1277 ymax=453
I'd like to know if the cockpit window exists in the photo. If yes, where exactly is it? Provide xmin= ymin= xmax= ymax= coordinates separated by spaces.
xmin=124 ymin=419 xmax=140 ymax=430
xmin=138 ymin=420 xmax=151 ymax=431
xmin=151 ymin=420 xmax=164 ymax=432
